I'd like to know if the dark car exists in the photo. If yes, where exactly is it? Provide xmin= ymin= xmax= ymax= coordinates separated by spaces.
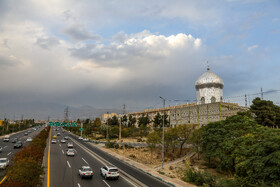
xmin=11 ymin=138 xmax=18 ymax=143
xmin=24 ymin=132 xmax=28 ymax=136
xmin=14 ymin=141 xmax=23 ymax=148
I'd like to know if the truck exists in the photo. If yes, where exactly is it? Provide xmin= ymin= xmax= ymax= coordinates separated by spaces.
xmin=3 ymin=135 xmax=10 ymax=142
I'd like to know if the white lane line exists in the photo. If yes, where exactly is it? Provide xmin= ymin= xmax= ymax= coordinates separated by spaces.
xmin=67 ymin=161 xmax=71 ymax=168
xmin=59 ymin=144 xmax=61 ymax=147
xmin=77 ymin=183 xmax=81 ymax=187
xmin=122 ymin=175 xmax=138 ymax=187
xmin=62 ymin=150 xmax=64 ymax=154
xmin=7 ymin=152 xmax=11 ymax=156
xmin=103 ymin=180 xmax=111 ymax=187
xmin=3 ymin=146 xmax=7 ymax=149
xmin=82 ymin=158 xmax=88 ymax=165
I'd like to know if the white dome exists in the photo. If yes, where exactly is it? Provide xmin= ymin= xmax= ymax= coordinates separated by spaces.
xmin=195 ymin=69 xmax=224 ymax=90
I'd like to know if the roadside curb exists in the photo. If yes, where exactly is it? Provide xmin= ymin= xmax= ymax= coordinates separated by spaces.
xmin=42 ymin=129 xmax=50 ymax=187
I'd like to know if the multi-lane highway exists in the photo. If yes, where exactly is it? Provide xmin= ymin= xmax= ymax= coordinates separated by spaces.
xmin=0 ymin=126 xmax=44 ymax=182
xmin=48 ymin=127 xmax=172 ymax=187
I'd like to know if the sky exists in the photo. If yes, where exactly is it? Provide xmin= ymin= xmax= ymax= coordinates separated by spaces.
xmin=0 ymin=0 xmax=280 ymax=119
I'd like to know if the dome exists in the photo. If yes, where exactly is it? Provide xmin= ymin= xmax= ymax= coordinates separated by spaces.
xmin=195 ymin=68 xmax=224 ymax=90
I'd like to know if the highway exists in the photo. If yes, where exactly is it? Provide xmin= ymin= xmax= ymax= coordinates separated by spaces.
xmin=49 ymin=127 xmax=172 ymax=187
xmin=0 ymin=126 xmax=44 ymax=181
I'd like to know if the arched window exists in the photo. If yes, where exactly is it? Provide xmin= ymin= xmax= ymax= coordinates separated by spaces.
xmin=201 ymin=97 xmax=205 ymax=104
xmin=211 ymin=96 xmax=216 ymax=103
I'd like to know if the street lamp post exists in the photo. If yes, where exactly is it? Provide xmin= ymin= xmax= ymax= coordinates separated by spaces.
xmin=106 ymin=112 xmax=109 ymax=143
xmin=159 ymin=96 xmax=166 ymax=169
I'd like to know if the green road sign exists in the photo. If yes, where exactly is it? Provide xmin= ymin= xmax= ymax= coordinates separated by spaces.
xmin=71 ymin=123 xmax=77 ymax=127
xmin=80 ymin=128 xmax=84 ymax=131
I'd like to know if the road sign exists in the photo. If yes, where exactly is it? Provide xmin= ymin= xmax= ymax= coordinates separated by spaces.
xmin=80 ymin=128 xmax=84 ymax=131
xmin=71 ymin=123 xmax=77 ymax=127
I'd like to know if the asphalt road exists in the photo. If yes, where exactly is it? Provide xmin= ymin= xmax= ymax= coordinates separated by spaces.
xmin=49 ymin=127 xmax=172 ymax=187
xmin=0 ymin=126 xmax=44 ymax=180
xmin=49 ymin=127 xmax=136 ymax=187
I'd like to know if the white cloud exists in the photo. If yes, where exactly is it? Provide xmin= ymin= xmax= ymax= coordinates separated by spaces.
xmin=248 ymin=44 xmax=259 ymax=51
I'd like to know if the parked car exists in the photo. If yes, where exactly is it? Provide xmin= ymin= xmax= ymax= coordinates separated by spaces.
xmin=3 ymin=135 xmax=10 ymax=142
xmin=100 ymin=166 xmax=119 ymax=180
xmin=51 ymin=139 xmax=57 ymax=144
xmin=14 ymin=141 xmax=23 ymax=148
xmin=0 ymin=158 xmax=9 ymax=169
xmin=83 ymin=138 xmax=89 ymax=142
xmin=66 ymin=149 xmax=75 ymax=156
xmin=26 ymin=137 xmax=32 ymax=142
xmin=79 ymin=166 xmax=93 ymax=178
xmin=67 ymin=142 xmax=73 ymax=148
xmin=11 ymin=138 xmax=18 ymax=143
xmin=60 ymin=139 xmax=66 ymax=143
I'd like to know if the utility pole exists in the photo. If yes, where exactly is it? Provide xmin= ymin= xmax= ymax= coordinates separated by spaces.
xmin=80 ymin=123 xmax=83 ymax=137
xmin=106 ymin=112 xmax=109 ymax=143
xmin=261 ymin=88 xmax=263 ymax=100
xmin=245 ymin=94 xmax=248 ymax=107
xmin=119 ymin=104 xmax=125 ymax=142
xmin=159 ymin=96 xmax=166 ymax=169
xmin=64 ymin=107 xmax=69 ymax=122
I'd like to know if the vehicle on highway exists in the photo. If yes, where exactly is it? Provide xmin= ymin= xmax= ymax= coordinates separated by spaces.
xmin=51 ymin=139 xmax=57 ymax=144
xmin=53 ymin=135 xmax=57 ymax=139
xmin=79 ymin=166 xmax=93 ymax=179
xmin=24 ymin=132 xmax=28 ymax=136
xmin=100 ymin=166 xmax=119 ymax=180
xmin=14 ymin=141 xmax=23 ymax=148
xmin=0 ymin=158 xmax=9 ymax=169
xmin=83 ymin=138 xmax=89 ymax=142
xmin=26 ymin=137 xmax=32 ymax=142
xmin=67 ymin=142 xmax=73 ymax=148
xmin=60 ymin=139 xmax=66 ymax=143
xmin=66 ymin=149 xmax=75 ymax=156
xmin=0 ymin=146 xmax=2 ymax=153
xmin=78 ymin=136 xmax=83 ymax=140
xmin=57 ymin=133 xmax=60 ymax=136
xmin=11 ymin=138 xmax=18 ymax=143
xmin=28 ymin=130 xmax=31 ymax=133
xmin=3 ymin=135 xmax=10 ymax=142
xmin=64 ymin=136 xmax=69 ymax=140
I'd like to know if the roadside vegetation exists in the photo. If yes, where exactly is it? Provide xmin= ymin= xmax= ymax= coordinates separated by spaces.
xmin=0 ymin=119 xmax=38 ymax=136
xmin=2 ymin=126 xmax=50 ymax=187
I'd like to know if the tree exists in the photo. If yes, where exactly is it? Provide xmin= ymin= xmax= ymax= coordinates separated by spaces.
xmin=177 ymin=124 xmax=198 ymax=155
xmin=190 ymin=128 xmax=203 ymax=160
xmin=128 ymin=115 xmax=136 ymax=127
xmin=93 ymin=118 xmax=101 ymax=138
xmin=138 ymin=114 xmax=150 ymax=127
xmin=121 ymin=115 xmax=128 ymax=126
xmin=164 ymin=127 xmax=179 ymax=154
xmin=146 ymin=132 xmax=161 ymax=164
xmin=108 ymin=115 xmax=119 ymax=126
xmin=153 ymin=113 xmax=162 ymax=128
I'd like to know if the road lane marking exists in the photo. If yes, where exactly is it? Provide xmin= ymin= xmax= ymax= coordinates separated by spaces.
xmin=47 ymin=127 xmax=51 ymax=187
xmin=82 ymin=158 xmax=88 ymax=165
xmin=77 ymin=183 xmax=81 ymax=187
xmin=67 ymin=161 xmax=71 ymax=168
xmin=103 ymin=180 xmax=111 ymax=187
xmin=122 ymin=175 xmax=138 ymax=187
xmin=3 ymin=146 xmax=7 ymax=149
xmin=0 ymin=176 xmax=7 ymax=184
xmin=62 ymin=150 xmax=64 ymax=154
xmin=7 ymin=152 xmax=11 ymax=156
xmin=59 ymin=144 xmax=61 ymax=147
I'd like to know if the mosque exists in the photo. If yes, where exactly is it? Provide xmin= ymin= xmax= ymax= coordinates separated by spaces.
xmin=103 ymin=68 xmax=247 ymax=126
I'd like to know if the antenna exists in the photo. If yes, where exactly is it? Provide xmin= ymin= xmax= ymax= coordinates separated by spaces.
xmin=64 ymin=107 xmax=69 ymax=122
xmin=123 ymin=104 xmax=126 ymax=114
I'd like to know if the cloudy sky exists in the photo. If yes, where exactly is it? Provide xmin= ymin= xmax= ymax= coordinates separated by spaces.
xmin=0 ymin=0 xmax=279 ymax=118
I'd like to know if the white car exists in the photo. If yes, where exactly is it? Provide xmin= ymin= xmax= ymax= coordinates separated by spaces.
xmin=26 ymin=137 xmax=32 ymax=142
xmin=3 ymin=135 xmax=10 ymax=142
xmin=83 ymin=138 xmax=89 ymax=142
xmin=51 ymin=139 xmax=57 ymax=144
xmin=79 ymin=166 xmax=93 ymax=179
xmin=67 ymin=142 xmax=73 ymax=148
xmin=100 ymin=166 xmax=119 ymax=180
xmin=64 ymin=136 xmax=69 ymax=140
xmin=60 ymin=139 xmax=66 ymax=143
xmin=78 ymin=136 xmax=83 ymax=140
xmin=66 ymin=149 xmax=75 ymax=156
xmin=0 ymin=158 xmax=9 ymax=169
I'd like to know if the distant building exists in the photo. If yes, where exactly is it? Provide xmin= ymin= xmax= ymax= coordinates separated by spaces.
xmin=102 ymin=113 xmax=118 ymax=123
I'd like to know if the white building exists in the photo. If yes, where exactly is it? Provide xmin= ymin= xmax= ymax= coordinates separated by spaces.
xmin=195 ymin=68 xmax=224 ymax=105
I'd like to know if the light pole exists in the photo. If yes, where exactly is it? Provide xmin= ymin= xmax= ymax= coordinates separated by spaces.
xmin=106 ymin=112 xmax=109 ymax=143
xmin=159 ymin=96 xmax=166 ymax=169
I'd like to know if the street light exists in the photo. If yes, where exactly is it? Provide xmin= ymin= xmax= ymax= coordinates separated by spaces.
xmin=159 ymin=96 xmax=166 ymax=169
xmin=106 ymin=112 xmax=109 ymax=143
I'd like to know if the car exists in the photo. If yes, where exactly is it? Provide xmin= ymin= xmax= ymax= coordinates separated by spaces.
xmin=0 ymin=158 xmax=9 ymax=169
xmin=67 ymin=142 xmax=73 ymax=148
xmin=53 ymin=135 xmax=57 ymax=139
xmin=24 ymin=132 xmax=28 ymax=136
xmin=26 ymin=137 xmax=32 ymax=142
xmin=78 ymin=136 xmax=83 ymax=140
xmin=64 ymin=136 xmax=69 ymax=140
xmin=66 ymin=149 xmax=75 ymax=156
xmin=51 ymin=139 xmax=57 ymax=144
xmin=79 ymin=166 xmax=93 ymax=179
xmin=14 ymin=141 xmax=23 ymax=148
xmin=100 ymin=166 xmax=119 ymax=180
xmin=83 ymin=138 xmax=89 ymax=142
xmin=28 ymin=130 xmax=31 ymax=133
xmin=3 ymin=135 xmax=10 ymax=142
xmin=57 ymin=133 xmax=60 ymax=136
xmin=11 ymin=138 xmax=18 ymax=143
xmin=60 ymin=139 xmax=66 ymax=143
xmin=0 ymin=146 xmax=2 ymax=153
